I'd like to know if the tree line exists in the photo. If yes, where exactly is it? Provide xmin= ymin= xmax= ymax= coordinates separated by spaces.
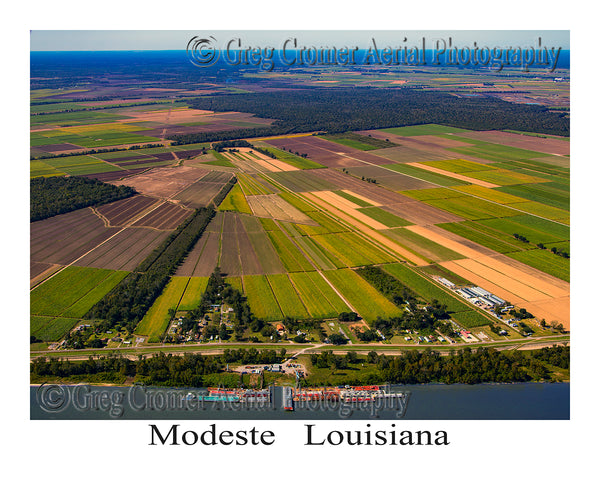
xmin=31 ymin=176 xmax=136 ymax=222
xmin=306 ymin=346 xmax=569 ymax=385
xmin=30 ymin=349 xmax=287 ymax=387
xmin=166 ymin=88 xmax=569 ymax=145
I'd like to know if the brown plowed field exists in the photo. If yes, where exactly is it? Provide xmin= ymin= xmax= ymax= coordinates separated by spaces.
xmin=110 ymin=166 xmax=209 ymax=198
xmin=360 ymin=129 xmax=494 ymax=164
xmin=173 ymin=171 xmax=234 ymax=208
xmin=82 ymin=167 xmax=151 ymax=182
xmin=101 ymin=155 xmax=152 ymax=163
xmin=405 ymin=225 xmax=493 ymax=258
xmin=74 ymin=227 xmax=170 ymax=271
xmin=266 ymin=137 xmax=364 ymax=168
xmin=37 ymin=143 xmax=82 ymax=152
xmin=175 ymin=212 xmax=223 ymax=277
xmin=219 ymin=213 xmax=242 ymax=276
xmin=95 ymin=194 xmax=159 ymax=226
xmin=175 ymin=233 xmax=212 ymax=277
xmin=131 ymin=202 xmax=192 ymax=230
xmin=234 ymin=215 xmax=263 ymax=275
xmin=31 ymin=208 xmax=119 ymax=265
xmin=452 ymin=130 xmax=570 ymax=156
xmin=382 ymin=202 xmax=463 ymax=225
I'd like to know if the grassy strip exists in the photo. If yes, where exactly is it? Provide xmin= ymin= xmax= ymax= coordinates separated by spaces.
xmin=135 ymin=277 xmax=189 ymax=338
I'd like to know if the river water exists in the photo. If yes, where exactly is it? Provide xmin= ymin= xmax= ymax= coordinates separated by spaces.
xmin=30 ymin=382 xmax=569 ymax=420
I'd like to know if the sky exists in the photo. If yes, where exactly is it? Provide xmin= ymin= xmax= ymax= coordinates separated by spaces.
xmin=30 ymin=30 xmax=570 ymax=51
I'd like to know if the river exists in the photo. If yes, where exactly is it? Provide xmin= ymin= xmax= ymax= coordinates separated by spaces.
xmin=30 ymin=382 xmax=569 ymax=420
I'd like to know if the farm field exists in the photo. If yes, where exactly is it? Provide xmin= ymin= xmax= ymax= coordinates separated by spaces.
xmin=240 ymin=275 xmax=283 ymax=321
xmin=288 ymin=271 xmax=349 ymax=319
xmin=218 ymin=183 xmax=253 ymax=215
xmin=266 ymin=274 xmax=310 ymax=319
xmin=177 ymin=277 xmax=209 ymax=311
xmin=135 ymin=277 xmax=189 ymax=340
xmin=323 ymin=269 xmax=403 ymax=322
xmin=31 ymin=266 xmax=128 ymax=318
xmin=30 ymin=85 xmax=570 ymax=352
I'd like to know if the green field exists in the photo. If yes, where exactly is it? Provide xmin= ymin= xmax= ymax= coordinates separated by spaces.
xmin=311 ymin=232 xmax=395 ymax=267
xmin=451 ymin=310 xmax=493 ymax=328
xmin=290 ymin=234 xmax=346 ymax=270
xmin=31 ymin=316 xmax=82 ymax=342
xmin=447 ymin=143 xmax=547 ymax=162
xmin=495 ymin=183 xmax=570 ymax=211
xmin=297 ymin=210 xmax=349 ymax=235
xmin=505 ymin=249 xmax=570 ymax=282
xmin=243 ymin=275 xmax=284 ymax=321
xmin=288 ymin=271 xmax=348 ymax=319
xmin=31 ymin=267 xmax=128 ymax=318
xmin=323 ymin=269 xmax=402 ymax=322
xmin=266 ymin=230 xmax=315 ymax=272
xmin=135 ymin=277 xmax=188 ymax=338
xmin=237 ymin=173 xmax=273 ymax=195
xmin=30 ymin=110 xmax=129 ymax=126
xmin=30 ymin=267 xmax=128 ymax=342
xmin=30 ymin=160 xmax=62 ymax=177
xmin=381 ymin=124 xmax=469 ymax=136
xmin=218 ymin=183 xmax=253 ymax=214
xmin=277 ymin=192 xmax=318 ymax=212
xmin=267 ymin=170 xmax=337 ymax=192
xmin=453 ymin=184 xmax=526 ymax=204
xmin=437 ymin=222 xmax=526 ymax=254
xmin=424 ymin=196 xmax=520 ymax=220
xmin=508 ymin=202 xmax=569 ymax=221
xmin=461 ymin=168 xmax=547 ymax=186
xmin=266 ymin=274 xmax=310 ymax=319
xmin=422 ymin=159 xmax=495 ymax=173
xmin=321 ymin=132 xmax=398 ymax=150
xmin=477 ymin=215 xmax=569 ymax=245
xmin=253 ymin=145 xmax=325 ymax=170
xmin=356 ymin=207 xmax=412 ymax=227
xmin=178 ymin=277 xmax=209 ymax=311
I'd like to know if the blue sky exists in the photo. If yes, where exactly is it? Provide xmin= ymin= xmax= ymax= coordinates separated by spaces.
xmin=30 ymin=30 xmax=569 ymax=51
